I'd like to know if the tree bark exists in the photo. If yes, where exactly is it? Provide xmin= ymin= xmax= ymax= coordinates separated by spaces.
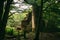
xmin=0 ymin=0 xmax=13 ymax=40
xmin=34 ymin=0 xmax=43 ymax=40
xmin=32 ymin=8 xmax=35 ymax=32
xmin=0 ymin=0 xmax=4 ymax=22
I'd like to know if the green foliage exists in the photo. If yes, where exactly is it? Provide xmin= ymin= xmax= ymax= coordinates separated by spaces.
xmin=5 ymin=26 xmax=13 ymax=35
xmin=42 ymin=0 xmax=60 ymax=31
xmin=7 ymin=12 xmax=27 ymax=27
xmin=13 ymin=29 xmax=18 ymax=36
xmin=5 ymin=26 xmax=24 ymax=36
xmin=36 ymin=0 xmax=41 ymax=6
xmin=24 ymin=0 xmax=35 ymax=5
xmin=6 ymin=12 xmax=28 ymax=36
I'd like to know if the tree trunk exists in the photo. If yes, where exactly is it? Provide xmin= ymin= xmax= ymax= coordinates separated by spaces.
xmin=32 ymin=8 xmax=35 ymax=32
xmin=0 ymin=0 xmax=5 ymax=39
xmin=0 ymin=0 xmax=13 ymax=40
xmin=34 ymin=0 xmax=43 ymax=40
xmin=0 ymin=0 xmax=4 ymax=21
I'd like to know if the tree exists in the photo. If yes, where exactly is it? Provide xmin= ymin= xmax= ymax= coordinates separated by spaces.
xmin=0 ymin=0 xmax=5 ymax=21
xmin=21 ymin=11 xmax=32 ymax=40
xmin=24 ymin=0 xmax=43 ymax=40
xmin=24 ymin=0 xmax=60 ymax=40
xmin=0 ymin=0 xmax=13 ymax=40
